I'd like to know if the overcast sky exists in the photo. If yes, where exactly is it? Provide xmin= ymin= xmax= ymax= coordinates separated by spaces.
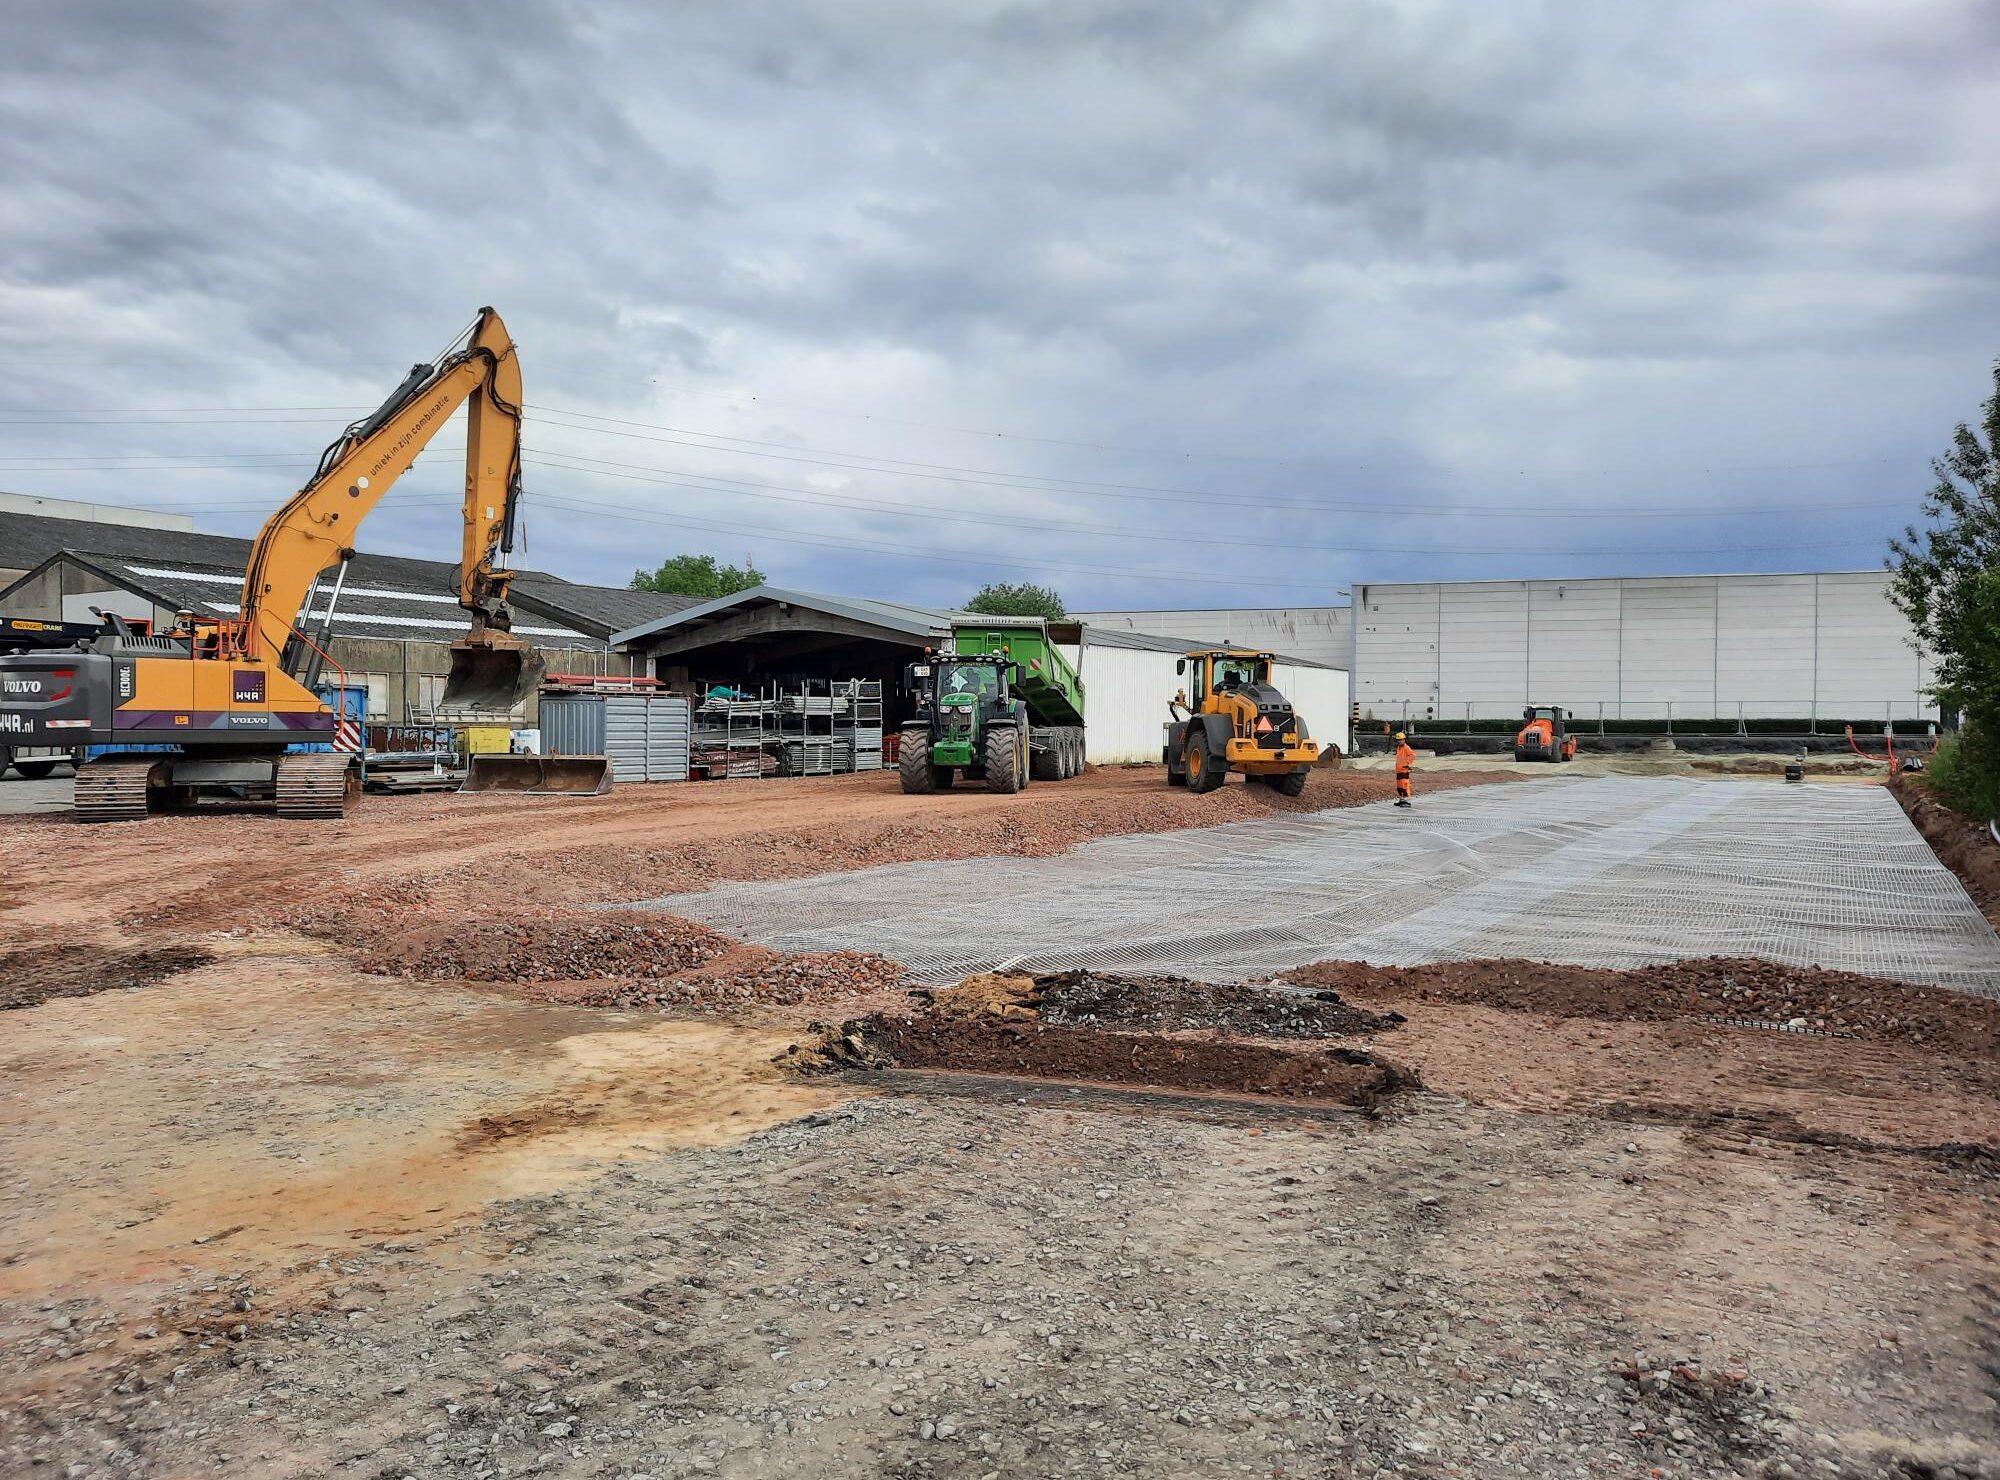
xmin=2 ymin=1 xmax=1996 ymax=610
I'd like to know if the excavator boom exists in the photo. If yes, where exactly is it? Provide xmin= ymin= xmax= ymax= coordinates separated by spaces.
xmin=237 ymin=306 xmax=542 ymax=715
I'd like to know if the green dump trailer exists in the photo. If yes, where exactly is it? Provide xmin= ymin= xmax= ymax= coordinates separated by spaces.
xmin=899 ymin=617 xmax=1086 ymax=794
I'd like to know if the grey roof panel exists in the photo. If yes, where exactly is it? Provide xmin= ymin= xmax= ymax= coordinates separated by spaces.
xmin=610 ymin=584 xmax=971 ymax=647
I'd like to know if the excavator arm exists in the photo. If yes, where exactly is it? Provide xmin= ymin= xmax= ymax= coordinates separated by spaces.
xmin=235 ymin=307 xmax=541 ymax=711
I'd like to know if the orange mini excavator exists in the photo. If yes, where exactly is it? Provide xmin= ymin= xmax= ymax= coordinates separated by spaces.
xmin=0 ymin=308 xmax=551 ymax=821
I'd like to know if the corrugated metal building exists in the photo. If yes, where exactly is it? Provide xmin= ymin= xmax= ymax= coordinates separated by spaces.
xmin=0 ymin=508 xmax=694 ymax=723
xmin=1352 ymin=572 xmax=1932 ymax=727
xmin=1075 ymin=605 xmax=1350 ymax=669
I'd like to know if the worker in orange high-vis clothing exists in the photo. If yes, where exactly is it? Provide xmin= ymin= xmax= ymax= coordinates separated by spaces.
xmin=1393 ymin=731 xmax=1415 ymax=807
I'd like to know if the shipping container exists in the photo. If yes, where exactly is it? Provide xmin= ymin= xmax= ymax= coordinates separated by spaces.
xmin=539 ymin=693 xmax=690 ymax=782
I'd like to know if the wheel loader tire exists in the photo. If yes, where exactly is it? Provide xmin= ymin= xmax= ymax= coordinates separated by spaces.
xmin=899 ymin=727 xmax=937 ymax=794
xmin=1271 ymin=768 xmax=1309 ymax=797
xmin=985 ymin=723 xmax=1024 ymax=793
xmin=1030 ymin=726 xmax=1061 ymax=782
xmin=1187 ymin=730 xmax=1226 ymax=794
xmin=11 ymin=759 xmax=58 ymax=781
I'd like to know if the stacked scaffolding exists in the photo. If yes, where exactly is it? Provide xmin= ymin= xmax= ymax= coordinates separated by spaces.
xmin=690 ymin=677 xmax=885 ymax=780
xmin=844 ymin=679 xmax=884 ymax=771
xmin=691 ymin=691 xmax=774 ymax=779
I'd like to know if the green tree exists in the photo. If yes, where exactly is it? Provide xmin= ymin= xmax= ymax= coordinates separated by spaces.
xmin=1888 ymin=359 xmax=2000 ymax=654
xmin=1889 ymin=360 xmax=2000 ymax=814
xmin=1922 ymin=567 xmax=2000 ymax=816
xmin=630 ymin=553 xmax=764 ymax=599
xmin=964 ymin=581 xmax=1067 ymax=620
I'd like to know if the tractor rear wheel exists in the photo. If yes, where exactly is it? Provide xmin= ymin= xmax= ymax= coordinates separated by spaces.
xmin=1187 ymin=731 xmax=1227 ymax=794
xmin=1271 ymin=768 xmax=1309 ymax=797
xmin=899 ymin=726 xmax=937 ymax=794
xmin=985 ymin=723 xmax=1025 ymax=793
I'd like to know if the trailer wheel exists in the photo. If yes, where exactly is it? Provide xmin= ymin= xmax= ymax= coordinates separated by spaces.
xmin=10 ymin=760 xmax=58 ymax=780
xmin=985 ymin=722 xmax=1025 ymax=793
xmin=1187 ymin=731 xmax=1227 ymax=794
xmin=1030 ymin=726 xmax=1061 ymax=781
xmin=1067 ymin=729 xmax=1084 ymax=778
xmin=899 ymin=727 xmax=939 ymax=794
xmin=1271 ymin=769 xmax=1309 ymax=797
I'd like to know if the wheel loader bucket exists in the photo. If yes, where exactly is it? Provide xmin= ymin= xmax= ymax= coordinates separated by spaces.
xmin=439 ymin=635 xmax=546 ymax=716
xmin=461 ymin=753 xmax=613 ymax=795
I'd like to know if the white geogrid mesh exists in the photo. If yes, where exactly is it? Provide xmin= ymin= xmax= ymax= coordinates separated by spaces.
xmin=620 ymin=778 xmax=2000 ymax=996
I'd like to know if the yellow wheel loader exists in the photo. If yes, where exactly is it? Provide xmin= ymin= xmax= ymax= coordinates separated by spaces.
xmin=0 ymin=307 xmax=600 ymax=821
xmin=1164 ymin=649 xmax=1319 ymax=796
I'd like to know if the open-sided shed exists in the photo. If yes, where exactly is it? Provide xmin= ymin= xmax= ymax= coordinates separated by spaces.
xmin=612 ymin=586 xmax=1352 ymax=766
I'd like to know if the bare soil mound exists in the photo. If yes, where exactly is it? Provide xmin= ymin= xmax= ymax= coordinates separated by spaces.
xmin=0 ymin=942 xmax=213 ymax=1010
xmin=821 ymin=1013 xmax=1417 ymax=1108
xmin=1892 ymin=775 xmax=2000 ymax=929
xmin=1285 ymin=955 xmax=2000 ymax=1056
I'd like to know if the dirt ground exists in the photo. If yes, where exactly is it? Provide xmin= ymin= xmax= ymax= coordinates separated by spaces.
xmin=2 ymin=767 xmax=1996 ymax=1479
xmin=1893 ymin=775 xmax=2000 ymax=930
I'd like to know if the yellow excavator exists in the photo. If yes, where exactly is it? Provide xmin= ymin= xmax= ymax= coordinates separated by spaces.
xmin=0 ymin=307 xmax=590 ymax=821
xmin=1165 ymin=649 xmax=1320 ymax=795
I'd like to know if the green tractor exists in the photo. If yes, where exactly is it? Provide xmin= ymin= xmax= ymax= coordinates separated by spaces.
xmin=898 ymin=619 xmax=1087 ymax=795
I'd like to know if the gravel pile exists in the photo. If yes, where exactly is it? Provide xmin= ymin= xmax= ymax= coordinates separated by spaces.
xmin=360 ymin=910 xmax=730 ymax=983
xmin=1287 ymin=954 xmax=2000 ymax=1054
xmin=533 ymin=949 xmax=908 ymax=1010
xmin=1030 ymin=968 xmax=1400 ymax=1038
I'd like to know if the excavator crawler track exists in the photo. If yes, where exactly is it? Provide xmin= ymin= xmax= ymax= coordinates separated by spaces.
xmin=74 ymin=757 xmax=160 ymax=824
xmin=274 ymin=751 xmax=357 ymax=820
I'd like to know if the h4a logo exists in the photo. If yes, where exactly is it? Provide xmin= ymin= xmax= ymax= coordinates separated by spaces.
xmin=232 ymin=668 xmax=266 ymax=705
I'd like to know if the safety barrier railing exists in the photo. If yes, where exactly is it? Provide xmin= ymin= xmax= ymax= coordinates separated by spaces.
xmin=1360 ymin=699 xmax=1943 ymax=738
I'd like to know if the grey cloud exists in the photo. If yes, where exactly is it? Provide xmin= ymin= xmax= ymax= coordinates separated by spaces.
xmin=0 ymin=0 xmax=1993 ymax=611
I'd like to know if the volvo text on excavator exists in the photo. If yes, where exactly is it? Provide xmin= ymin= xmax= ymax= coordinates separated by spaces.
xmin=0 ymin=308 xmax=546 ymax=821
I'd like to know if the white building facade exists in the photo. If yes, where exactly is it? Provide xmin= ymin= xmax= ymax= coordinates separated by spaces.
xmin=1074 ymin=606 xmax=1350 ymax=670
xmin=1352 ymin=572 xmax=1931 ymax=728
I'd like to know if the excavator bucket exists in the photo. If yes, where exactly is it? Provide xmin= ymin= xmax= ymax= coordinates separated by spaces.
xmin=439 ymin=632 xmax=546 ymax=716
xmin=461 ymin=753 xmax=613 ymax=795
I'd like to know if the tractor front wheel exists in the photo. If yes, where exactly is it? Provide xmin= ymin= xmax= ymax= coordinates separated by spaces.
xmin=899 ymin=727 xmax=938 ymax=794
xmin=985 ymin=723 xmax=1025 ymax=793
xmin=1187 ymin=731 xmax=1227 ymax=794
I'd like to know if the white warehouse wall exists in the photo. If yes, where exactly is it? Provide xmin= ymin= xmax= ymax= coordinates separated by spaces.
xmin=1075 ymin=607 xmax=1350 ymax=669
xmin=1354 ymin=572 xmax=1930 ymax=725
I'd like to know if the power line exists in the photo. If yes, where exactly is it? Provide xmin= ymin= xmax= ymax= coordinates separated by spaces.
xmin=0 ymin=438 xmax=1917 ymax=522
xmin=0 ymin=401 xmax=1927 ymax=507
